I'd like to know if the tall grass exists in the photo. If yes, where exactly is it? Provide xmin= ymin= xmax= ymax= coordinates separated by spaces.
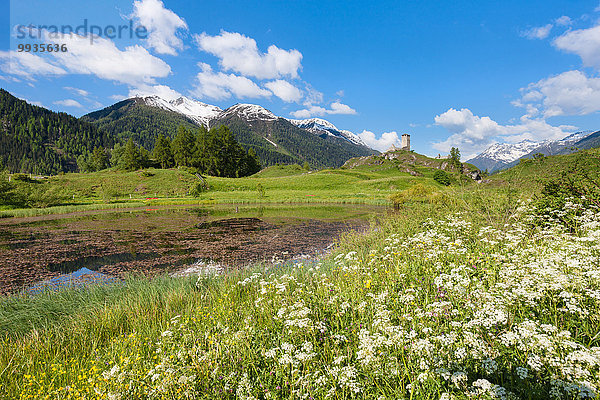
xmin=3 ymin=188 xmax=595 ymax=399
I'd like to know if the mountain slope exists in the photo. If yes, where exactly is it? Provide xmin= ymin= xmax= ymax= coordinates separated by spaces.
xmin=210 ymin=104 xmax=377 ymax=168
xmin=559 ymin=130 xmax=600 ymax=154
xmin=0 ymin=89 xmax=113 ymax=174
xmin=83 ymin=99 xmax=377 ymax=168
xmin=288 ymin=118 xmax=368 ymax=147
xmin=81 ymin=97 xmax=202 ymax=149
xmin=140 ymin=96 xmax=221 ymax=127
xmin=467 ymin=140 xmax=540 ymax=172
xmin=491 ymin=147 xmax=600 ymax=191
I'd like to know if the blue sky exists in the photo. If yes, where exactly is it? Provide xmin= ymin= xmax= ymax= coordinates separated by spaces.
xmin=1 ymin=0 xmax=600 ymax=159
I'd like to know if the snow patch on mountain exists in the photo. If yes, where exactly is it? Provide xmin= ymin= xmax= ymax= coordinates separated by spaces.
xmin=475 ymin=140 xmax=541 ymax=164
xmin=264 ymin=137 xmax=278 ymax=147
xmin=218 ymin=104 xmax=278 ymax=122
xmin=288 ymin=117 xmax=367 ymax=147
xmin=140 ymin=95 xmax=221 ymax=127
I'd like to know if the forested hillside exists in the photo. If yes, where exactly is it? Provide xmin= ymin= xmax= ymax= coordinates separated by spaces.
xmin=81 ymin=98 xmax=199 ymax=149
xmin=211 ymin=113 xmax=376 ymax=168
xmin=0 ymin=89 xmax=113 ymax=174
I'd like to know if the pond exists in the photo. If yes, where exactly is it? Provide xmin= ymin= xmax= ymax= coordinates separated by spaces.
xmin=0 ymin=204 xmax=385 ymax=294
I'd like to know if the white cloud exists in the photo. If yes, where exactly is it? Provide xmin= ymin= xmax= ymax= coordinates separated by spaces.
xmin=0 ymin=29 xmax=173 ymax=88
xmin=522 ymin=24 xmax=553 ymax=40
xmin=290 ymin=101 xmax=356 ymax=118
xmin=110 ymin=94 xmax=128 ymax=101
xmin=44 ymin=32 xmax=172 ymax=85
xmin=554 ymin=24 xmax=600 ymax=69
xmin=195 ymin=31 xmax=302 ymax=79
xmin=132 ymin=0 xmax=187 ymax=55
xmin=303 ymin=85 xmax=324 ymax=106
xmin=517 ymin=70 xmax=600 ymax=117
xmin=289 ymin=106 xmax=327 ymax=119
xmin=433 ymin=108 xmax=503 ymax=157
xmin=265 ymin=79 xmax=303 ymax=102
xmin=336 ymin=89 xmax=345 ymax=97
xmin=432 ymin=108 xmax=572 ymax=159
xmin=356 ymin=130 xmax=402 ymax=152
xmin=128 ymin=84 xmax=182 ymax=100
xmin=0 ymin=51 xmax=66 ymax=79
xmin=192 ymin=68 xmax=271 ymax=100
xmin=50 ymin=33 xmax=172 ymax=85
xmin=64 ymin=86 xmax=90 ymax=97
xmin=54 ymin=99 xmax=83 ymax=108
xmin=555 ymin=16 xmax=572 ymax=26
xmin=330 ymin=101 xmax=357 ymax=115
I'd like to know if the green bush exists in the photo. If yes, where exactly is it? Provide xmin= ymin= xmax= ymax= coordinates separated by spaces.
xmin=433 ymin=170 xmax=451 ymax=186
xmin=389 ymin=183 xmax=436 ymax=207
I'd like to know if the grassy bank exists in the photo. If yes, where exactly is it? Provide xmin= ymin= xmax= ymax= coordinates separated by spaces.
xmin=1 ymin=160 xmax=467 ymax=218
xmin=4 ymin=183 xmax=599 ymax=399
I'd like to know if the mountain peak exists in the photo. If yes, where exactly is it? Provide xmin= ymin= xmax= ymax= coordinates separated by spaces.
xmin=287 ymin=117 xmax=368 ymax=147
xmin=136 ymin=95 xmax=221 ymax=127
xmin=468 ymin=130 xmax=597 ymax=172
xmin=219 ymin=103 xmax=278 ymax=122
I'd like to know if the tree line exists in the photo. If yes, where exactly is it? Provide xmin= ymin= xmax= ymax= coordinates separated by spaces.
xmin=77 ymin=125 xmax=261 ymax=178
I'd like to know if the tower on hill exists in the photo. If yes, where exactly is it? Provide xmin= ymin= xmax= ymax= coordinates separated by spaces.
xmin=401 ymin=134 xmax=410 ymax=151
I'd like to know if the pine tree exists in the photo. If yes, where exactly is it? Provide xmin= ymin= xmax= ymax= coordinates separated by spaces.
xmin=91 ymin=146 xmax=109 ymax=171
xmin=152 ymin=134 xmax=174 ymax=169
xmin=450 ymin=147 xmax=462 ymax=172
xmin=120 ymin=139 xmax=142 ymax=171
xmin=172 ymin=126 xmax=196 ymax=167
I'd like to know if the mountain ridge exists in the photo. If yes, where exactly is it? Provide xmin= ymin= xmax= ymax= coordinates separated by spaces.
xmin=82 ymin=96 xmax=378 ymax=169
xmin=467 ymin=130 xmax=599 ymax=172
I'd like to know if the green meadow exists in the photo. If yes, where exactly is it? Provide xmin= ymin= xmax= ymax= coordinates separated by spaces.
xmin=1 ymin=149 xmax=600 ymax=399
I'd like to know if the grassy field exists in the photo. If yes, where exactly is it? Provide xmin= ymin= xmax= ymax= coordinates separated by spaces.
xmin=1 ymin=152 xmax=472 ymax=218
xmin=2 ymin=150 xmax=599 ymax=398
xmin=1 ymin=183 xmax=599 ymax=399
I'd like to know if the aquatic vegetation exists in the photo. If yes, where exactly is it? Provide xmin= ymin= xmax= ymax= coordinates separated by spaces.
xmin=7 ymin=198 xmax=600 ymax=399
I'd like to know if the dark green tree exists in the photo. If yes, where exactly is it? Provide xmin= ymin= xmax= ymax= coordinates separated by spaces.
xmin=172 ymin=126 xmax=196 ymax=167
xmin=119 ymin=139 xmax=142 ymax=171
xmin=152 ymin=134 xmax=174 ymax=168
xmin=76 ymin=153 xmax=93 ymax=173
xmin=246 ymin=148 xmax=262 ymax=175
xmin=91 ymin=146 xmax=110 ymax=171
xmin=450 ymin=147 xmax=462 ymax=172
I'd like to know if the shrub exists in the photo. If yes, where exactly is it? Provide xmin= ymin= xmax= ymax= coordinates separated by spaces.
xmin=389 ymin=183 xmax=436 ymax=208
xmin=433 ymin=170 xmax=451 ymax=186
xmin=190 ymin=182 xmax=209 ymax=196
xmin=533 ymin=155 xmax=600 ymax=230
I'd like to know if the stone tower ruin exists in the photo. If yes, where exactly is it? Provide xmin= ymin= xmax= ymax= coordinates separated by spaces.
xmin=401 ymin=134 xmax=410 ymax=151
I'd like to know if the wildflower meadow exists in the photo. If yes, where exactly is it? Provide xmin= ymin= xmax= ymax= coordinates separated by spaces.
xmin=4 ymin=194 xmax=600 ymax=399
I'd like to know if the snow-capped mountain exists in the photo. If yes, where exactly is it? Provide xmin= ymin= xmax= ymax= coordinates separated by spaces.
xmin=216 ymin=103 xmax=278 ymax=122
xmin=140 ymin=95 xmax=222 ymax=127
xmin=111 ymin=96 xmax=376 ymax=153
xmin=288 ymin=117 xmax=367 ymax=147
xmin=467 ymin=131 xmax=596 ymax=172
xmin=137 ymin=97 xmax=369 ymax=149
xmin=474 ymin=140 xmax=540 ymax=164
